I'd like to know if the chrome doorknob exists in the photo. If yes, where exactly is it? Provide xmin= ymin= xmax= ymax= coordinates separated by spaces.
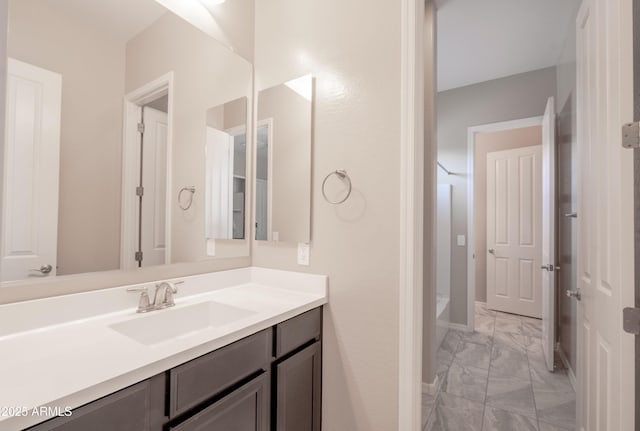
xmin=540 ymin=264 xmax=561 ymax=272
xmin=29 ymin=264 xmax=53 ymax=274
xmin=488 ymin=248 xmax=495 ymax=254
xmin=566 ymin=289 xmax=582 ymax=301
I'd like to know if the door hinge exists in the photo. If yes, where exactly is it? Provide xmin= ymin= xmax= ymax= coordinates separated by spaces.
xmin=622 ymin=122 xmax=640 ymax=148
xmin=136 ymin=186 xmax=144 ymax=197
xmin=137 ymin=122 xmax=145 ymax=134
xmin=623 ymin=307 xmax=640 ymax=335
xmin=134 ymin=251 xmax=143 ymax=263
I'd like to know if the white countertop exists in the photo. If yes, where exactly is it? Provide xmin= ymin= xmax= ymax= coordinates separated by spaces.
xmin=0 ymin=267 xmax=328 ymax=431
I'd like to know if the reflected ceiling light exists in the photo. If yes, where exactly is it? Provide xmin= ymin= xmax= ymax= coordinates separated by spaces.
xmin=285 ymin=75 xmax=313 ymax=102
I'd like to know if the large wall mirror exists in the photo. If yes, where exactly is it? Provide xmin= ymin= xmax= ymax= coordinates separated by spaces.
xmin=255 ymin=75 xmax=313 ymax=243
xmin=0 ymin=0 xmax=253 ymax=284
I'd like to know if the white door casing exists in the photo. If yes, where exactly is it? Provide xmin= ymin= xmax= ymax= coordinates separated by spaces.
xmin=138 ymin=106 xmax=167 ymax=267
xmin=576 ymin=0 xmax=635 ymax=429
xmin=486 ymin=145 xmax=542 ymax=318
xmin=1 ymin=59 xmax=61 ymax=282
xmin=541 ymin=96 xmax=557 ymax=371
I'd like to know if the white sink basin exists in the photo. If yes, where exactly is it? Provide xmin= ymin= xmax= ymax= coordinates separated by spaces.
xmin=109 ymin=301 xmax=256 ymax=345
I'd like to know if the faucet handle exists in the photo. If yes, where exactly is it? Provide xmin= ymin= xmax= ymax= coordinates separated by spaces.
xmin=126 ymin=286 xmax=153 ymax=313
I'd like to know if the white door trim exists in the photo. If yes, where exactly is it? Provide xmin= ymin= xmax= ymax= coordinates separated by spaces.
xmin=398 ymin=0 xmax=424 ymax=429
xmin=466 ymin=115 xmax=543 ymax=330
xmin=120 ymin=72 xmax=174 ymax=269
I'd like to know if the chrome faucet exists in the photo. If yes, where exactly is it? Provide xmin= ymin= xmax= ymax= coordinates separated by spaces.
xmin=153 ymin=281 xmax=180 ymax=309
xmin=127 ymin=281 xmax=183 ymax=313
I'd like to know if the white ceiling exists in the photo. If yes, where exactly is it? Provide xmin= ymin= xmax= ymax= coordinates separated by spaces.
xmin=50 ymin=0 xmax=168 ymax=42
xmin=436 ymin=0 xmax=581 ymax=92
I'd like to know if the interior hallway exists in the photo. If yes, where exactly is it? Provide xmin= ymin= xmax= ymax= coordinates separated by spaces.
xmin=422 ymin=303 xmax=576 ymax=431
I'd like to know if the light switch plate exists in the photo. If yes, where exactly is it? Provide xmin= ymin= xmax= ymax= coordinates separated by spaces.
xmin=273 ymin=231 xmax=279 ymax=241
xmin=457 ymin=235 xmax=466 ymax=246
xmin=297 ymin=243 xmax=310 ymax=266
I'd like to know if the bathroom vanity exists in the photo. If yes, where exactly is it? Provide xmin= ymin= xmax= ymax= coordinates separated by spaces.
xmin=0 ymin=268 xmax=327 ymax=431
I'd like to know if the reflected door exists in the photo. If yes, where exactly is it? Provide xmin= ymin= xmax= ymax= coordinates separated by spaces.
xmin=138 ymin=106 xmax=167 ymax=267
xmin=1 ymin=59 xmax=61 ymax=282
xmin=486 ymin=145 xmax=542 ymax=318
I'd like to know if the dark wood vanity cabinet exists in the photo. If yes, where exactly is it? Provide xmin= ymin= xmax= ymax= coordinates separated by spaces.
xmin=26 ymin=307 xmax=322 ymax=431
xmin=274 ymin=342 xmax=322 ymax=431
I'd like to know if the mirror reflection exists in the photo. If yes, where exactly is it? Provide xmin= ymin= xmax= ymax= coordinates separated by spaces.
xmin=205 ymin=97 xmax=247 ymax=240
xmin=0 ymin=0 xmax=252 ymax=283
xmin=255 ymin=75 xmax=313 ymax=243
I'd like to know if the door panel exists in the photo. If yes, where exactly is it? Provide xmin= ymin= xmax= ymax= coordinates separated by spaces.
xmin=486 ymin=145 xmax=542 ymax=318
xmin=576 ymin=0 xmax=635 ymax=429
xmin=139 ymin=106 xmax=167 ymax=267
xmin=1 ymin=59 xmax=61 ymax=282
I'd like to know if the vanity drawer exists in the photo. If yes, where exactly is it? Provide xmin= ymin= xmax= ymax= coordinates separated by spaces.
xmin=169 ymin=329 xmax=271 ymax=418
xmin=168 ymin=372 xmax=269 ymax=431
xmin=275 ymin=308 xmax=321 ymax=358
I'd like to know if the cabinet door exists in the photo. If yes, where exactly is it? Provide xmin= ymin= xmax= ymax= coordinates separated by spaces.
xmin=169 ymin=372 xmax=269 ymax=431
xmin=275 ymin=342 xmax=321 ymax=431
xmin=27 ymin=374 xmax=165 ymax=431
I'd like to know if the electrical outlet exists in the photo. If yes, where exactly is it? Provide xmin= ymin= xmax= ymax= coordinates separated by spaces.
xmin=297 ymin=243 xmax=310 ymax=266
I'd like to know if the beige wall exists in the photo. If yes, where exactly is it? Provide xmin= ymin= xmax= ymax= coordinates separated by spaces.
xmin=474 ymin=126 xmax=541 ymax=302
xmin=126 ymin=12 xmax=253 ymax=263
xmin=257 ymin=84 xmax=311 ymax=243
xmin=8 ymin=0 xmax=126 ymax=275
xmin=254 ymin=0 xmax=404 ymax=428
xmin=437 ymin=67 xmax=556 ymax=324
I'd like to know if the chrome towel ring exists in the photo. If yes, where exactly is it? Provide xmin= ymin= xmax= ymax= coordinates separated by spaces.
xmin=322 ymin=169 xmax=352 ymax=205
xmin=178 ymin=186 xmax=196 ymax=210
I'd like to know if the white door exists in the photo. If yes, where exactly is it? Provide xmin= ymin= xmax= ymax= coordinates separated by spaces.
xmin=1 ymin=59 xmax=61 ymax=282
xmin=541 ymin=96 xmax=557 ymax=371
xmin=576 ymin=0 xmax=635 ymax=429
xmin=138 ymin=106 xmax=167 ymax=267
xmin=486 ymin=145 xmax=542 ymax=318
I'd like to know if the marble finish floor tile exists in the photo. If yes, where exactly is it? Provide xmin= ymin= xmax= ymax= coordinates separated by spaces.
xmin=494 ymin=316 xmax=522 ymax=334
xmin=486 ymin=376 xmax=537 ymax=418
xmin=441 ymin=360 xmax=489 ymax=403
xmin=482 ymin=406 xmax=538 ymax=431
xmin=422 ymin=391 xmax=437 ymax=429
xmin=476 ymin=315 xmax=496 ymax=336
xmin=530 ymin=366 xmax=573 ymax=393
xmin=455 ymin=341 xmax=492 ymax=370
xmin=425 ymin=392 xmax=484 ymax=431
xmin=441 ymin=330 xmax=463 ymax=355
xmin=489 ymin=345 xmax=530 ymax=380
xmin=493 ymin=332 xmax=528 ymax=353
xmin=425 ymin=308 xmax=576 ymax=431
xmin=534 ymin=389 xmax=576 ymax=430
xmin=460 ymin=330 xmax=493 ymax=347
xmin=521 ymin=320 xmax=543 ymax=338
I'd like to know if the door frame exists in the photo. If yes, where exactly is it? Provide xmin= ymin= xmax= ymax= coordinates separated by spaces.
xmin=252 ymin=118 xmax=273 ymax=241
xmin=120 ymin=72 xmax=174 ymax=270
xmin=466 ymin=115 xmax=543 ymax=330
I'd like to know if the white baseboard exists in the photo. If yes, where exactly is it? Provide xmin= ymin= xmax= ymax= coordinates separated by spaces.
xmin=422 ymin=375 xmax=440 ymax=396
xmin=557 ymin=344 xmax=577 ymax=391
